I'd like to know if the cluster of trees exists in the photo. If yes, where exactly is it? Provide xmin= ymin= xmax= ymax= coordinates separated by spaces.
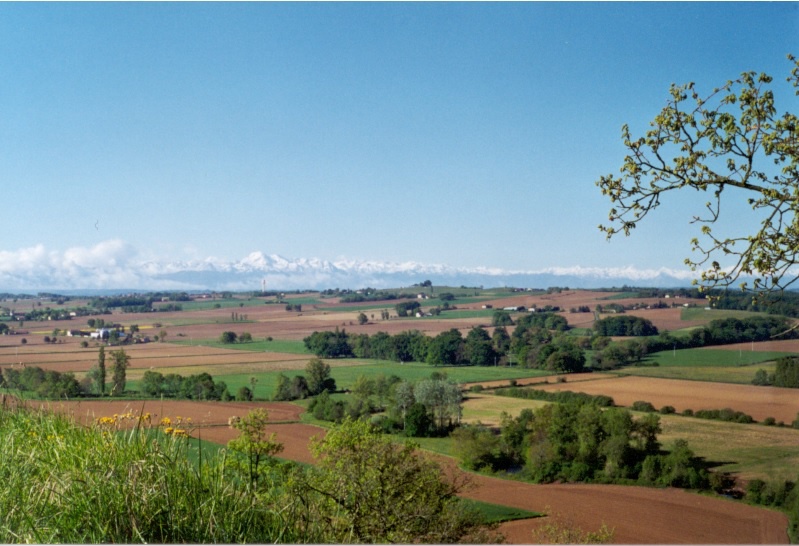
xmin=494 ymin=386 xmax=614 ymax=407
xmin=321 ymin=287 xmax=418 ymax=302
xmin=8 ymin=306 xmax=74 ymax=322
xmin=453 ymin=398 xmax=711 ymax=489
xmin=85 ymin=346 xmax=130 ymax=396
xmin=685 ymin=316 xmax=799 ymax=346
xmin=303 ymin=328 xmax=354 ymax=358
xmin=1 ymin=366 xmax=82 ymax=398
xmin=307 ymin=373 xmax=401 ymax=423
xmin=591 ymin=315 xmax=799 ymax=371
xmin=395 ymin=301 xmax=421 ymax=317
xmin=746 ymin=478 xmax=799 ymax=542
xmin=140 ymin=370 xmax=232 ymax=400
xmin=309 ymin=371 xmax=463 ymax=438
xmin=593 ymin=315 xmax=658 ymax=336
xmin=219 ymin=331 xmax=253 ymax=343
xmin=272 ymin=358 xmax=337 ymax=401
xmin=753 ymin=356 xmax=799 ymax=388
xmin=509 ymin=314 xmax=585 ymax=372
xmin=303 ymin=312 xmax=584 ymax=373
xmin=590 ymin=338 xmax=652 ymax=369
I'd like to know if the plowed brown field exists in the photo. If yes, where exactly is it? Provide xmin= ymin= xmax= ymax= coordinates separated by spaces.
xmin=534 ymin=374 xmax=799 ymax=423
xmin=0 ymin=343 xmax=311 ymax=375
xmin=34 ymin=399 xmax=789 ymax=544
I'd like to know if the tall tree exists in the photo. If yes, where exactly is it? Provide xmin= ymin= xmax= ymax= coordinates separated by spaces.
xmin=597 ymin=55 xmax=799 ymax=296
xmin=110 ymin=349 xmax=130 ymax=396
xmin=306 ymin=357 xmax=336 ymax=395
xmin=96 ymin=345 xmax=106 ymax=395
xmin=464 ymin=327 xmax=496 ymax=366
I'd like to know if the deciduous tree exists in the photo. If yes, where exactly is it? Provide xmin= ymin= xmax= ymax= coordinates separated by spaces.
xmin=296 ymin=418 xmax=492 ymax=543
xmin=306 ymin=357 xmax=336 ymax=395
xmin=110 ymin=349 xmax=129 ymax=396
xmin=597 ymin=55 xmax=799 ymax=295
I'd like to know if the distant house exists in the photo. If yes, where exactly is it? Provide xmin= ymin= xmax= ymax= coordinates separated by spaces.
xmin=90 ymin=328 xmax=111 ymax=340
xmin=482 ymin=304 xmax=493 ymax=309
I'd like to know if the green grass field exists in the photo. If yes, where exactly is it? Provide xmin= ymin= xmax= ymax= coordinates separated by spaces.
xmin=645 ymin=348 xmax=794 ymax=368
xmin=168 ymin=298 xmax=269 ymax=311
xmin=458 ymin=499 xmax=541 ymax=523
xmin=657 ymin=414 xmax=799 ymax=482
xmin=213 ymin=361 xmax=552 ymax=400
xmin=614 ymin=363 xmax=775 ymax=384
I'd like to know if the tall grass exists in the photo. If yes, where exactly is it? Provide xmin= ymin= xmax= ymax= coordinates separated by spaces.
xmin=0 ymin=401 xmax=297 ymax=543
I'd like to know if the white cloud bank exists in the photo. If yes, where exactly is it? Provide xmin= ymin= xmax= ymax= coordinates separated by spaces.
xmin=0 ymin=240 xmax=702 ymax=292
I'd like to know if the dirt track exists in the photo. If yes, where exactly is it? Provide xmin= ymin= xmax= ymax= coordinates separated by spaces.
xmin=33 ymin=399 xmax=790 ymax=544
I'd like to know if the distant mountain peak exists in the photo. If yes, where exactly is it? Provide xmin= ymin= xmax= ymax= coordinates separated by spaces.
xmin=0 ymin=241 xmax=700 ymax=292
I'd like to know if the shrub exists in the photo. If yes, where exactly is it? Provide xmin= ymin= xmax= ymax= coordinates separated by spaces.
xmin=631 ymin=401 xmax=656 ymax=413
xmin=219 ymin=331 xmax=237 ymax=343
xmin=659 ymin=405 xmax=676 ymax=415
xmin=236 ymin=386 xmax=253 ymax=401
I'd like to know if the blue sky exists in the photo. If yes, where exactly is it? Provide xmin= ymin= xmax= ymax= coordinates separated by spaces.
xmin=1 ymin=2 xmax=798 ymax=289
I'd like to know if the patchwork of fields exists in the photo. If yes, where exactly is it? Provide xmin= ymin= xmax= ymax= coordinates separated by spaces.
xmin=2 ymin=288 xmax=797 ymax=544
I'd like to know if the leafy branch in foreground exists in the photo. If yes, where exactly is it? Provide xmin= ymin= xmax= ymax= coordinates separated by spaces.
xmin=597 ymin=55 xmax=799 ymax=296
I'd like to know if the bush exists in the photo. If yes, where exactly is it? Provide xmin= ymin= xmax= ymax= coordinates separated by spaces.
xmin=236 ymin=386 xmax=253 ymax=401
xmin=405 ymin=402 xmax=434 ymax=437
xmin=219 ymin=331 xmax=237 ymax=343
xmin=631 ymin=401 xmax=656 ymax=413
xmin=694 ymin=408 xmax=755 ymax=424
xmin=659 ymin=405 xmax=676 ymax=415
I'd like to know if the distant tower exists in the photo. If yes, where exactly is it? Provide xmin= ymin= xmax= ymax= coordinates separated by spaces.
xmin=262 ymin=278 xmax=266 ymax=295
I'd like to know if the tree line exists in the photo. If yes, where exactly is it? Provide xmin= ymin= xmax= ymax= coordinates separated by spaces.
xmin=591 ymin=315 xmax=799 ymax=370
xmin=303 ymin=313 xmax=586 ymax=373
xmin=452 ymin=397 xmax=713 ymax=490
xmin=309 ymin=372 xmax=463 ymax=438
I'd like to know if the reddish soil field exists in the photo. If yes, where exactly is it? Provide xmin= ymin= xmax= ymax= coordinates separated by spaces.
xmin=534 ymin=374 xmax=799 ymax=423
xmin=0 ymin=342 xmax=311 ymax=375
xmin=32 ymin=398 xmax=789 ymax=544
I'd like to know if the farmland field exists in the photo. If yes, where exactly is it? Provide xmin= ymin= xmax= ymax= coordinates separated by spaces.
xmin=533 ymin=374 xmax=799 ymax=423
xmin=3 ymin=288 xmax=798 ymax=544
xmin=36 ymin=398 xmax=791 ymax=544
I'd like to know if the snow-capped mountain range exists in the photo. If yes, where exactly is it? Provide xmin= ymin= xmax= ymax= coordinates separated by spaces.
xmin=0 ymin=242 xmax=700 ymax=292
